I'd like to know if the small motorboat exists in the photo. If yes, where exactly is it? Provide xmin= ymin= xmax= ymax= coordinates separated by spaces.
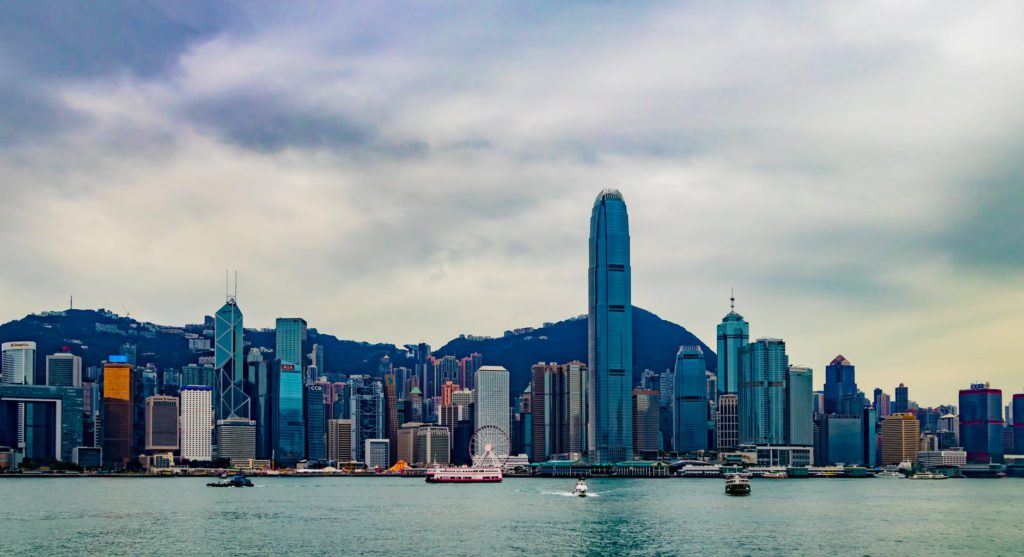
xmin=207 ymin=473 xmax=254 ymax=488
xmin=761 ymin=471 xmax=787 ymax=479
xmin=725 ymin=474 xmax=751 ymax=496
xmin=573 ymin=478 xmax=589 ymax=497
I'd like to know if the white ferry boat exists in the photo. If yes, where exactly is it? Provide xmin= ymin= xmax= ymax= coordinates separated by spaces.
xmin=425 ymin=466 xmax=503 ymax=483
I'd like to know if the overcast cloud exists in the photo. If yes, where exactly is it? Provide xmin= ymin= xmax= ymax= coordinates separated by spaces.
xmin=2 ymin=1 xmax=1023 ymax=405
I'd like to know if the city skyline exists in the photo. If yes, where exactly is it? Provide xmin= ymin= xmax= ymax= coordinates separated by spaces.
xmin=3 ymin=3 xmax=1024 ymax=408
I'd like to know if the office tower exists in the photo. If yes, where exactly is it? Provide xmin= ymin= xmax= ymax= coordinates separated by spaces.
xmin=244 ymin=348 xmax=271 ymax=459
xmin=2 ymin=341 xmax=36 ymax=384
xmin=1013 ymin=394 xmax=1024 ymax=457
xmin=824 ymin=355 xmax=862 ymax=414
xmin=881 ymin=413 xmax=920 ymax=465
xmin=894 ymin=383 xmax=909 ymax=414
xmin=180 ymin=386 xmax=213 ymax=461
xmin=416 ymin=425 xmax=451 ymax=466
xmin=384 ymin=373 xmax=398 ymax=464
xmin=659 ymin=369 xmax=674 ymax=451
xmin=45 ymin=353 xmax=82 ymax=387
xmin=182 ymin=364 xmax=217 ymax=392
xmin=161 ymin=368 xmax=181 ymax=396
xmin=959 ymin=384 xmax=1004 ymax=464
xmin=640 ymin=370 xmax=658 ymax=391
xmin=364 ymin=438 xmax=390 ymax=469
xmin=461 ymin=353 xmax=483 ymax=390
xmin=563 ymin=362 xmax=587 ymax=455
xmin=327 ymin=419 xmax=353 ymax=463
xmin=350 ymin=376 xmax=384 ymax=463
xmin=588 ymin=188 xmax=633 ymax=463
xmin=435 ymin=356 xmax=460 ymax=394
xmin=673 ymin=346 xmax=708 ymax=452
xmin=716 ymin=394 xmax=738 ymax=449
xmin=937 ymin=414 xmax=960 ymax=449
xmin=475 ymin=366 xmax=510 ymax=459
xmin=271 ymin=361 xmax=305 ymax=467
xmin=397 ymin=422 xmax=422 ymax=464
xmin=716 ymin=295 xmax=749 ymax=395
xmin=408 ymin=386 xmax=423 ymax=422
xmin=873 ymin=388 xmax=891 ymax=419
xmin=275 ymin=317 xmax=308 ymax=379
xmin=217 ymin=418 xmax=256 ymax=461
xmin=738 ymin=338 xmax=788 ymax=445
xmin=786 ymin=365 xmax=813 ymax=446
xmin=821 ymin=414 xmax=864 ymax=465
xmin=305 ymin=384 xmax=326 ymax=461
xmin=632 ymin=389 xmax=660 ymax=456
xmin=863 ymin=406 xmax=877 ymax=466
xmin=215 ymin=298 xmax=250 ymax=422
xmin=0 ymin=385 xmax=82 ymax=461
xmin=530 ymin=362 xmax=587 ymax=461
xmin=102 ymin=361 xmax=134 ymax=465
xmin=144 ymin=395 xmax=179 ymax=452
xmin=705 ymin=371 xmax=718 ymax=448
xmin=120 ymin=343 xmax=137 ymax=368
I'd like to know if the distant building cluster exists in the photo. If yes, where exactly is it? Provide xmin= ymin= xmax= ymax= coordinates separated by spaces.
xmin=0 ymin=190 xmax=1021 ymax=479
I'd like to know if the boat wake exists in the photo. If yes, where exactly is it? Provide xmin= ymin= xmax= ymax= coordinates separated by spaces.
xmin=542 ymin=491 xmax=599 ymax=497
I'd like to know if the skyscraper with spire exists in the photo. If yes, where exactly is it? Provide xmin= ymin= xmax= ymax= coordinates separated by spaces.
xmin=588 ymin=189 xmax=632 ymax=463
xmin=716 ymin=293 xmax=748 ymax=396
xmin=214 ymin=277 xmax=255 ymax=461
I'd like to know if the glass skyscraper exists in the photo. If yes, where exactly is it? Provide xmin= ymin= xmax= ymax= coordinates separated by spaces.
xmin=716 ymin=299 xmax=748 ymax=396
xmin=894 ymin=383 xmax=909 ymax=414
xmin=275 ymin=318 xmax=308 ymax=379
xmin=959 ymin=384 xmax=1004 ymax=464
xmin=588 ymin=189 xmax=632 ymax=463
xmin=216 ymin=299 xmax=250 ymax=421
xmin=738 ymin=338 xmax=788 ymax=446
xmin=305 ymin=383 xmax=326 ymax=461
xmin=824 ymin=355 xmax=861 ymax=415
xmin=786 ymin=365 xmax=813 ymax=446
xmin=673 ymin=346 xmax=708 ymax=452
xmin=271 ymin=362 xmax=305 ymax=467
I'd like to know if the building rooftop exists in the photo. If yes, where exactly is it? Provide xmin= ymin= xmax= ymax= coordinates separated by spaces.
xmin=594 ymin=188 xmax=624 ymax=204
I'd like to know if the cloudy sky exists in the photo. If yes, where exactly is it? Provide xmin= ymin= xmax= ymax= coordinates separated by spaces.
xmin=2 ymin=1 xmax=1022 ymax=405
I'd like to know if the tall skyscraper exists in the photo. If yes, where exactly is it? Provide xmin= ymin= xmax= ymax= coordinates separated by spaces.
xmin=881 ymin=413 xmax=919 ymax=465
xmin=305 ymin=384 xmax=326 ymax=461
xmin=244 ymin=349 xmax=271 ymax=459
xmin=271 ymin=361 xmax=305 ymax=467
xmin=716 ymin=295 xmax=748 ymax=395
xmin=45 ymin=352 xmax=81 ymax=387
xmin=588 ymin=188 xmax=632 ymax=463
xmin=738 ymin=338 xmax=788 ymax=446
xmin=632 ymin=389 xmax=660 ymax=456
xmin=674 ymin=346 xmax=708 ymax=452
xmin=384 ymin=372 xmax=399 ymax=464
xmin=786 ymin=365 xmax=813 ymax=446
xmin=275 ymin=317 xmax=308 ymax=379
xmin=824 ymin=355 xmax=861 ymax=414
xmin=959 ymin=384 xmax=1004 ymax=464
xmin=894 ymin=383 xmax=909 ymax=414
xmin=659 ymin=369 xmax=674 ymax=451
xmin=2 ymin=341 xmax=36 ymax=385
xmin=475 ymin=365 xmax=510 ymax=460
xmin=145 ymin=395 xmax=179 ymax=453
xmin=350 ymin=376 xmax=384 ymax=463
xmin=180 ymin=386 xmax=213 ymax=461
xmin=102 ymin=361 xmax=134 ymax=466
xmin=215 ymin=298 xmax=250 ymax=422
xmin=530 ymin=361 xmax=588 ymax=462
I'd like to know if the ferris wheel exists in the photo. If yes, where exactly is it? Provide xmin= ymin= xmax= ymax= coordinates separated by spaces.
xmin=470 ymin=425 xmax=510 ymax=468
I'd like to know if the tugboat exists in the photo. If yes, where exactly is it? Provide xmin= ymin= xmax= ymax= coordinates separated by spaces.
xmin=725 ymin=474 xmax=751 ymax=496
xmin=573 ymin=478 xmax=589 ymax=497
xmin=207 ymin=473 xmax=254 ymax=487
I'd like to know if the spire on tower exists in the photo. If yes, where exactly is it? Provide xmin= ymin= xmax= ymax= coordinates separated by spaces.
xmin=730 ymin=288 xmax=735 ymax=311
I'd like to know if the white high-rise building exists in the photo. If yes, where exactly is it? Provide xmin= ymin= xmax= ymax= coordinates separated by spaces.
xmin=474 ymin=365 xmax=510 ymax=461
xmin=46 ymin=352 xmax=82 ymax=387
xmin=364 ymin=438 xmax=390 ymax=469
xmin=2 ymin=341 xmax=36 ymax=384
xmin=180 ymin=386 xmax=213 ymax=462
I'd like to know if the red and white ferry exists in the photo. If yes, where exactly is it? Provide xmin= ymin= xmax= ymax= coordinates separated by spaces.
xmin=424 ymin=466 xmax=503 ymax=483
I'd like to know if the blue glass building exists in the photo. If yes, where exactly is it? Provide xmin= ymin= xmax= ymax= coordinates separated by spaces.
xmin=824 ymin=355 xmax=862 ymax=415
xmin=588 ymin=189 xmax=632 ymax=463
xmin=1013 ymin=394 xmax=1023 ymax=456
xmin=673 ymin=346 xmax=708 ymax=452
xmin=305 ymin=384 xmax=326 ymax=461
xmin=738 ymin=338 xmax=788 ymax=446
xmin=821 ymin=414 xmax=864 ymax=465
xmin=275 ymin=318 xmax=308 ymax=381
xmin=785 ymin=365 xmax=813 ymax=446
xmin=894 ymin=383 xmax=909 ymax=414
xmin=716 ymin=297 xmax=748 ymax=396
xmin=271 ymin=361 xmax=305 ymax=467
xmin=959 ymin=384 xmax=1004 ymax=464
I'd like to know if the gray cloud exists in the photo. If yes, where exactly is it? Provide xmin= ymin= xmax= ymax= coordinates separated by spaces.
xmin=1 ymin=1 xmax=1023 ymax=405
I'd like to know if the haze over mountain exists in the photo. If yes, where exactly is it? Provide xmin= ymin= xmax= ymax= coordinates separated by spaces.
xmin=0 ymin=306 xmax=714 ymax=397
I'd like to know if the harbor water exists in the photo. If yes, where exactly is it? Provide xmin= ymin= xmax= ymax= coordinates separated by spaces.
xmin=2 ymin=476 xmax=1021 ymax=556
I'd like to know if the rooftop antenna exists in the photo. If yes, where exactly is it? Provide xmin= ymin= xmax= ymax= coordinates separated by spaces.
xmin=69 ymin=295 xmax=73 ymax=310
xmin=234 ymin=270 xmax=238 ymax=301
xmin=730 ymin=288 xmax=735 ymax=311
xmin=225 ymin=269 xmax=230 ymax=302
